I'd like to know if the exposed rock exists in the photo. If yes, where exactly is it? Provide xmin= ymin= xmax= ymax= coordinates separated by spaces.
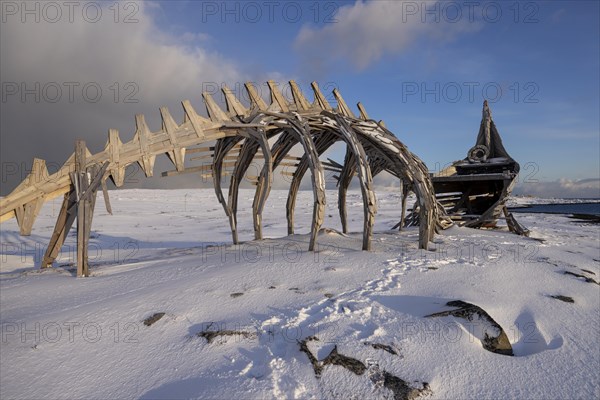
xmin=299 ymin=339 xmax=431 ymax=399
xmin=298 ymin=336 xmax=322 ymax=376
xmin=322 ymin=346 xmax=367 ymax=375
xmin=143 ymin=312 xmax=165 ymax=327
xmin=364 ymin=341 xmax=398 ymax=355
xmin=383 ymin=371 xmax=431 ymax=400
xmin=197 ymin=329 xmax=256 ymax=344
xmin=564 ymin=271 xmax=599 ymax=285
xmin=367 ymin=360 xmax=430 ymax=400
xmin=425 ymin=300 xmax=513 ymax=356
xmin=580 ymin=269 xmax=595 ymax=275
xmin=550 ymin=295 xmax=575 ymax=303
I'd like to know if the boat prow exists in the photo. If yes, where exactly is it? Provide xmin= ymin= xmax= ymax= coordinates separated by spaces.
xmin=431 ymin=101 xmax=528 ymax=235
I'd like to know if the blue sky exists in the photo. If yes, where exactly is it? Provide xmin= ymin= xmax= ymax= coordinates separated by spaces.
xmin=1 ymin=0 xmax=598 ymax=197
xmin=152 ymin=0 xmax=600 ymax=196
xmin=157 ymin=1 xmax=600 ymax=180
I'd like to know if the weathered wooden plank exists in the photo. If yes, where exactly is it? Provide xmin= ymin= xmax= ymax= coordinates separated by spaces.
xmin=289 ymin=80 xmax=311 ymax=111
xmin=160 ymin=107 xmax=185 ymax=172
xmin=333 ymin=89 xmax=356 ymax=118
xmin=134 ymin=114 xmax=156 ymax=177
xmin=244 ymin=82 xmax=267 ymax=111
xmin=182 ymin=100 xmax=208 ymax=138
xmin=267 ymin=80 xmax=290 ymax=112
xmin=357 ymin=102 xmax=370 ymax=120
xmin=41 ymin=190 xmax=78 ymax=268
xmin=203 ymin=92 xmax=230 ymax=122
xmin=222 ymin=85 xmax=248 ymax=117
xmin=311 ymin=81 xmax=333 ymax=111
xmin=75 ymin=140 xmax=87 ymax=277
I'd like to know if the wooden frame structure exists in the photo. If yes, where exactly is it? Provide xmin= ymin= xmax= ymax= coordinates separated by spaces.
xmin=0 ymin=80 xmax=452 ymax=276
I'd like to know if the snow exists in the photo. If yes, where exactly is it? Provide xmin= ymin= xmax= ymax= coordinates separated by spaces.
xmin=1 ymin=189 xmax=599 ymax=399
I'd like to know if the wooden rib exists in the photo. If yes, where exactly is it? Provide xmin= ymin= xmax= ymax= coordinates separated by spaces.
xmin=185 ymin=146 xmax=214 ymax=154
xmin=190 ymin=155 xmax=238 ymax=161
xmin=276 ymin=162 xmax=298 ymax=167
xmin=161 ymin=161 xmax=237 ymax=177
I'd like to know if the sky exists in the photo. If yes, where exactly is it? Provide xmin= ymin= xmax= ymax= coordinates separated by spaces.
xmin=1 ymin=0 xmax=598 ymax=198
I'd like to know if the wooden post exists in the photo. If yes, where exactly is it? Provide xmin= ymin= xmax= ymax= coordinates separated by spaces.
xmin=399 ymin=180 xmax=407 ymax=231
xmin=41 ymin=190 xmax=77 ymax=268
xmin=75 ymin=140 xmax=88 ymax=277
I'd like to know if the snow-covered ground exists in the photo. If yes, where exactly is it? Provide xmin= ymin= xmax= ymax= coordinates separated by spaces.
xmin=1 ymin=189 xmax=599 ymax=399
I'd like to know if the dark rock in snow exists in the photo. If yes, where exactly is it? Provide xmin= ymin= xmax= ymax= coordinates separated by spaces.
xmin=425 ymin=300 xmax=513 ymax=356
xmin=143 ymin=312 xmax=165 ymax=327
xmin=550 ymin=295 xmax=575 ymax=303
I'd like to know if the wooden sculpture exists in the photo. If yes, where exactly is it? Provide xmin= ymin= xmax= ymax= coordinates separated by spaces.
xmin=0 ymin=81 xmax=451 ymax=276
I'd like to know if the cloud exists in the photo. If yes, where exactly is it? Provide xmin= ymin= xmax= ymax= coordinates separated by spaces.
xmin=0 ymin=1 xmax=252 ymax=194
xmin=514 ymin=178 xmax=600 ymax=199
xmin=294 ymin=0 xmax=479 ymax=73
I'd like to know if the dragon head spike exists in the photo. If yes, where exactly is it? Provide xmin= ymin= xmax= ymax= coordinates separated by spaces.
xmin=160 ymin=107 xmax=185 ymax=172
xmin=332 ymin=88 xmax=356 ymax=118
xmin=181 ymin=100 xmax=208 ymax=138
xmin=289 ymin=80 xmax=311 ymax=111
xmin=222 ymin=85 xmax=248 ymax=117
xmin=357 ymin=102 xmax=370 ymax=120
xmin=244 ymin=82 xmax=267 ymax=111
xmin=106 ymin=128 xmax=125 ymax=187
xmin=482 ymin=100 xmax=492 ymax=121
xmin=202 ymin=91 xmax=229 ymax=122
xmin=267 ymin=80 xmax=289 ymax=112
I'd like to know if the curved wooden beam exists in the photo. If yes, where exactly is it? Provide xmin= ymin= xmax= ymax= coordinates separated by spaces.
xmin=212 ymin=136 xmax=243 ymax=243
xmin=331 ymin=114 xmax=376 ymax=251
xmin=285 ymin=131 xmax=338 ymax=237
xmin=337 ymin=148 xmax=356 ymax=234
xmin=267 ymin=112 xmax=325 ymax=251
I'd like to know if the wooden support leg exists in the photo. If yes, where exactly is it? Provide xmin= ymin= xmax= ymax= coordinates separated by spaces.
xmin=75 ymin=140 xmax=89 ymax=277
xmin=503 ymin=206 xmax=530 ymax=236
xmin=251 ymin=131 xmax=273 ymax=241
xmin=400 ymin=182 xmax=409 ymax=231
xmin=213 ymin=137 xmax=242 ymax=244
xmin=333 ymin=115 xmax=376 ymax=251
xmin=17 ymin=198 xmax=44 ymax=236
xmin=337 ymin=149 xmax=355 ymax=234
xmin=41 ymin=190 xmax=77 ymax=268
xmin=73 ymin=146 xmax=107 ymax=277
